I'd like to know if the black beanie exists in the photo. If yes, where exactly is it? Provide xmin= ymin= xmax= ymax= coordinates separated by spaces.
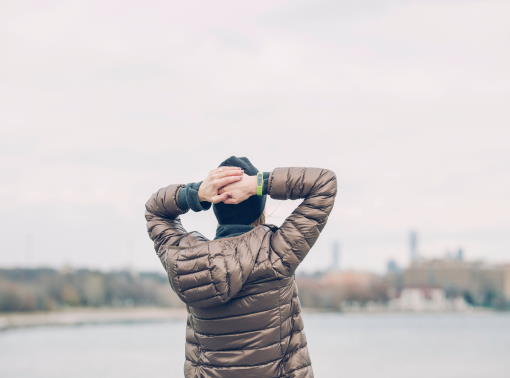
xmin=213 ymin=155 xmax=267 ymax=225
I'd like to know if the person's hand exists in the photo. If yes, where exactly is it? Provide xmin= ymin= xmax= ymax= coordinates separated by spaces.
xmin=198 ymin=166 xmax=244 ymax=204
xmin=217 ymin=173 xmax=257 ymax=204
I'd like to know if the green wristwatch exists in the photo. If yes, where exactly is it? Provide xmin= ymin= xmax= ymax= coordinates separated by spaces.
xmin=256 ymin=171 xmax=263 ymax=196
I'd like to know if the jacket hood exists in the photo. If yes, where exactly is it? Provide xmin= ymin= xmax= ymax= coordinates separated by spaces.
xmin=162 ymin=224 xmax=274 ymax=308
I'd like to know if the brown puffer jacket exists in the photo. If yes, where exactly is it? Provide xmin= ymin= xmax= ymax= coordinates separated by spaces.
xmin=145 ymin=167 xmax=338 ymax=378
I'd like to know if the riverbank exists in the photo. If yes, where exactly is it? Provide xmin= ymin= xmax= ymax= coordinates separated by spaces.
xmin=0 ymin=307 xmax=188 ymax=331
xmin=0 ymin=305 xmax=498 ymax=332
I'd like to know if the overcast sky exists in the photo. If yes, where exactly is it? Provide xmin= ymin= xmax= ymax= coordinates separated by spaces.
xmin=2 ymin=0 xmax=509 ymax=274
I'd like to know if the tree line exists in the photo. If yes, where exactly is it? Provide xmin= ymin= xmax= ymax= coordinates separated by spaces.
xmin=0 ymin=267 xmax=183 ymax=312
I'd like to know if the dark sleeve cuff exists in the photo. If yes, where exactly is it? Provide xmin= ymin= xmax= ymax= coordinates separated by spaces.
xmin=177 ymin=181 xmax=212 ymax=212
xmin=262 ymin=171 xmax=271 ymax=195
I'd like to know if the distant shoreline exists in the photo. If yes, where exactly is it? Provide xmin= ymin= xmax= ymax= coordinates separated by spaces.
xmin=0 ymin=307 xmax=188 ymax=331
xmin=0 ymin=306 xmax=499 ymax=332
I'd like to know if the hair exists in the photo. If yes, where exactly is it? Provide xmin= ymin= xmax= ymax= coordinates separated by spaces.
xmin=250 ymin=211 xmax=266 ymax=226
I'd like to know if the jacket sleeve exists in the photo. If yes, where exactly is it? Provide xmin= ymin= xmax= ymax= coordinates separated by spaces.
xmin=267 ymin=167 xmax=338 ymax=277
xmin=145 ymin=181 xmax=211 ymax=253
xmin=145 ymin=183 xmax=190 ymax=254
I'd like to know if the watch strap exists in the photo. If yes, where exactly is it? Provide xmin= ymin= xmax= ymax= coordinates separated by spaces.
xmin=256 ymin=171 xmax=263 ymax=196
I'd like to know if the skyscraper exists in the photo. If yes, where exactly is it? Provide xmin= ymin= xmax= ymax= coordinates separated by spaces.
xmin=409 ymin=230 xmax=419 ymax=263
xmin=330 ymin=240 xmax=341 ymax=271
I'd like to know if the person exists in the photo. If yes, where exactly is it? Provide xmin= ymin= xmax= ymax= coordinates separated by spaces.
xmin=144 ymin=155 xmax=338 ymax=378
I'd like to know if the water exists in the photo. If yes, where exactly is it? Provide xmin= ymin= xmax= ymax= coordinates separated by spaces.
xmin=1 ymin=312 xmax=509 ymax=378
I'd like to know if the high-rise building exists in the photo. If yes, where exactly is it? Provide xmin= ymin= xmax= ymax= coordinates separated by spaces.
xmin=409 ymin=230 xmax=419 ymax=264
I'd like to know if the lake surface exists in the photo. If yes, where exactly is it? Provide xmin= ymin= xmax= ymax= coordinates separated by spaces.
xmin=1 ymin=312 xmax=509 ymax=378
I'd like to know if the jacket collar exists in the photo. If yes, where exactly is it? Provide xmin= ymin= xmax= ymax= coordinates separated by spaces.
xmin=214 ymin=223 xmax=254 ymax=240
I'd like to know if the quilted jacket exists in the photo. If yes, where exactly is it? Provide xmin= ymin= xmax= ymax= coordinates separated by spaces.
xmin=145 ymin=167 xmax=338 ymax=377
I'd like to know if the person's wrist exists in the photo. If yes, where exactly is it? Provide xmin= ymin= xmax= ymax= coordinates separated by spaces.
xmin=198 ymin=183 xmax=209 ymax=202
xmin=250 ymin=175 xmax=258 ymax=196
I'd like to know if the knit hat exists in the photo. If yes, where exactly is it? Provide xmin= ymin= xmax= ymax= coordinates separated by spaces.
xmin=213 ymin=155 xmax=267 ymax=225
